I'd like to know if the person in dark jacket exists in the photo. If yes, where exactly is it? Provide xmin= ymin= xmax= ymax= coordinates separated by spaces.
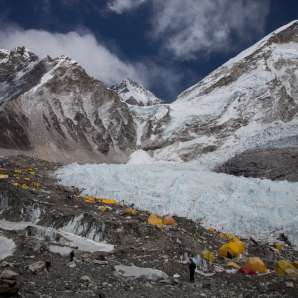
xmin=69 ymin=250 xmax=75 ymax=262
xmin=189 ymin=258 xmax=197 ymax=282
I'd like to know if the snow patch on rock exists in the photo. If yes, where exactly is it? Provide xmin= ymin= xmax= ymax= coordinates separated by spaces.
xmin=0 ymin=236 xmax=16 ymax=260
xmin=111 ymin=79 xmax=162 ymax=106
xmin=48 ymin=245 xmax=73 ymax=256
xmin=114 ymin=265 xmax=168 ymax=281
xmin=0 ymin=220 xmax=114 ymax=253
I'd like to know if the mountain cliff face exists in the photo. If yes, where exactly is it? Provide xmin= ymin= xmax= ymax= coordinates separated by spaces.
xmin=0 ymin=21 xmax=298 ymax=167
xmin=111 ymin=79 xmax=162 ymax=106
xmin=138 ymin=20 xmax=298 ymax=167
xmin=0 ymin=47 xmax=136 ymax=163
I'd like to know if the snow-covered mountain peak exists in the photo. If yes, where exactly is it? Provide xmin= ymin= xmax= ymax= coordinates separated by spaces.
xmin=140 ymin=20 xmax=298 ymax=163
xmin=0 ymin=47 xmax=45 ymax=106
xmin=1 ymin=46 xmax=39 ymax=63
xmin=1 ymin=21 xmax=298 ymax=166
xmin=55 ymin=54 xmax=78 ymax=66
xmin=111 ymin=78 xmax=162 ymax=106
xmin=178 ymin=20 xmax=298 ymax=103
xmin=0 ymin=46 xmax=136 ymax=162
xmin=0 ymin=47 xmax=39 ymax=76
xmin=0 ymin=48 xmax=9 ymax=57
xmin=225 ymin=20 xmax=298 ymax=66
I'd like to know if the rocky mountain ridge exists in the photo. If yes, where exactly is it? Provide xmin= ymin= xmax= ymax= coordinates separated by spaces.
xmin=0 ymin=21 xmax=298 ymax=170
xmin=0 ymin=47 xmax=136 ymax=163
xmin=138 ymin=20 xmax=298 ymax=167
xmin=111 ymin=79 xmax=162 ymax=106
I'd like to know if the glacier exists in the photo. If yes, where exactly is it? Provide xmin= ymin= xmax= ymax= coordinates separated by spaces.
xmin=55 ymin=161 xmax=298 ymax=246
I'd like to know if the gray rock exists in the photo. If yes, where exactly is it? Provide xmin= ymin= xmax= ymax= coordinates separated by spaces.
xmin=93 ymin=260 xmax=108 ymax=266
xmin=0 ymin=280 xmax=19 ymax=296
xmin=217 ymin=148 xmax=298 ymax=181
xmin=28 ymin=261 xmax=46 ymax=273
xmin=114 ymin=265 xmax=168 ymax=281
xmin=0 ymin=270 xmax=18 ymax=280
xmin=0 ymin=269 xmax=19 ymax=296
xmin=0 ymin=261 xmax=14 ymax=268
xmin=285 ymin=281 xmax=294 ymax=288
xmin=68 ymin=261 xmax=76 ymax=268
xmin=80 ymin=275 xmax=91 ymax=283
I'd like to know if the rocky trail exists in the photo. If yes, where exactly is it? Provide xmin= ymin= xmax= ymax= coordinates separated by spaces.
xmin=0 ymin=156 xmax=297 ymax=297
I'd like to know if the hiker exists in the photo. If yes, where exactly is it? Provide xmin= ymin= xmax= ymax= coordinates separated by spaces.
xmin=45 ymin=260 xmax=51 ymax=272
xmin=189 ymin=257 xmax=197 ymax=282
xmin=69 ymin=250 xmax=75 ymax=262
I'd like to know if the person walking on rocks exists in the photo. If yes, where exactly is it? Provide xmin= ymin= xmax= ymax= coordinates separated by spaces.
xmin=189 ymin=257 xmax=196 ymax=282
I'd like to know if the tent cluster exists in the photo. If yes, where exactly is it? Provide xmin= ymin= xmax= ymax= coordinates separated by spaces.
xmin=202 ymin=228 xmax=298 ymax=277
xmin=80 ymin=194 xmax=178 ymax=227
xmin=83 ymin=195 xmax=118 ymax=206
xmin=80 ymin=195 xmax=178 ymax=231
xmin=78 ymin=195 xmax=297 ymax=278
xmin=123 ymin=207 xmax=138 ymax=216
xmin=218 ymin=236 xmax=245 ymax=258
xmin=81 ymin=196 xmax=177 ymax=228
xmin=3 ymin=165 xmax=296 ymax=280
xmin=81 ymin=194 xmax=141 ymax=217
xmin=1 ymin=167 xmax=41 ymax=191
xmin=275 ymin=260 xmax=298 ymax=277
xmin=147 ymin=214 xmax=177 ymax=228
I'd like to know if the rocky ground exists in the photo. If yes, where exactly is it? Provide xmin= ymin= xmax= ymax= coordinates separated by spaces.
xmin=0 ymin=156 xmax=297 ymax=297
xmin=216 ymin=148 xmax=298 ymax=182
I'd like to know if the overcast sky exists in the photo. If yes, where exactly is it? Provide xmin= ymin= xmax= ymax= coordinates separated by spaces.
xmin=0 ymin=0 xmax=297 ymax=101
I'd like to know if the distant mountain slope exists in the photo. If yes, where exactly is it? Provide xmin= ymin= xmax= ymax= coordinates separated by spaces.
xmin=111 ymin=79 xmax=162 ymax=106
xmin=143 ymin=20 xmax=298 ymax=166
xmin=0 ymin=47 xmax=136 ymax=163
xmin=0 ymin=21 xmax=298 ymax=169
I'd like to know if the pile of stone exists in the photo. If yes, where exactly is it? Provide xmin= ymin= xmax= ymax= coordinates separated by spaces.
xmin=0 ymin=269 xmax=19 ymax=296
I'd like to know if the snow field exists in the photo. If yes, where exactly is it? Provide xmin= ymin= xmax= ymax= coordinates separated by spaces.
xmin=127 ymin=150 xmax=154 ymax=164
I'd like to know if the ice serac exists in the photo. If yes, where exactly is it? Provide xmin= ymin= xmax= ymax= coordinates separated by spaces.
xmin=111 ymin=79 xmax=162 ymax=106
xmin=147 ymin=21 xmax=298 ymax=166
xmin=0 ymin=47 xmax=136 ymax=163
